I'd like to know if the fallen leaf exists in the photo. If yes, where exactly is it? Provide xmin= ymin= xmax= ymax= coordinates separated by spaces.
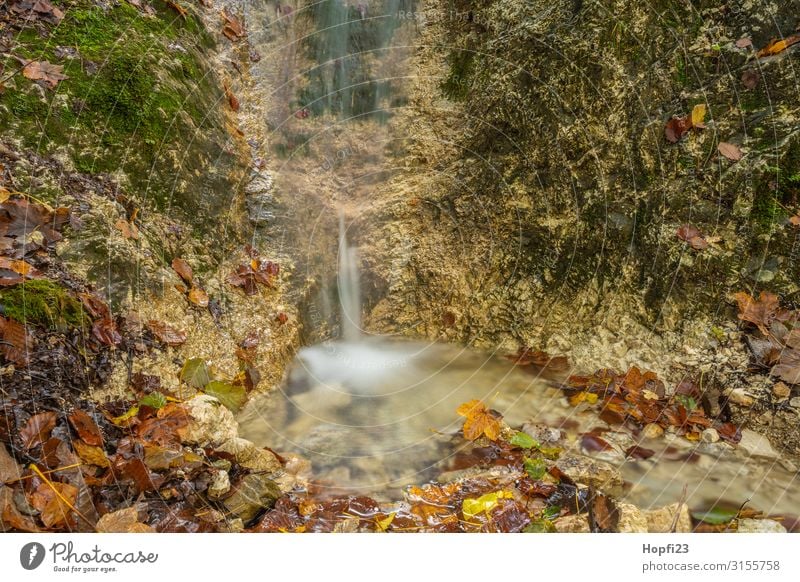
xmin=0 ymin=315 xmax=32 ymax=366
xmin=625 ymin=445 xmax=655 ymax=460
xmin=588 ymin=493 xmax=619 ymax=532
xmin=21 ymin=412 xmax=57 ymax=449
xmin=733 ymin=291 xmax=779 ymax=335
xmin=757 ymin=35 xmax=800 ymax=58
xmin=180 ymin=358 xmax=210 ymax=388
xmin=146 ymin=320 xmax=187 ymax=346
xmin=789 ymin=215 xmax=800 ymax=227
xmin=203 ymin=381 xmax=246 ymax=411
xmin=32 ymin=480 xmax=78 ymax=528
xmin=456 ymin=399 xmax=502 ymax=441
xmin=166 ymin=0 xmax=188 ymax=18
xmin=735 ymin=37 xmax=753 ymax=49
xmin=68 ymin=410 xmax=103 ymax=446
xmin=664 ymin=115 xmax=692 ymax=143
xmin=676 ymin=225 xmax=708 ymax=250
xmin=114 ymin=218 xmax=138 ymax=240
xmin=221 ymin=9 xmax=245 ymax=41
xmin=72 ymin=441 xmax=109 ymax=468
xmin=509 ymin=431 xmax=538 ymax=449
xmin=171 ymin=258 xmax=193 ymax=284
xmin=462 ymin=491 xmax=514 ymax=520
xmin=691 ymin=104 xmax=707 ymax=128
xmin=96 ymin=506 xmax=152 ymax=533
xmin=187 ymin=286 xmax=209 ymax=307
xmin=691 ymin=506 xmax=738 ymax=525
xmin=0 ymin=444 xmax=22 ymax=484
xmin=718 ymin=141 xmax=743 ymax=161
xmin=22 ymin=60 xmax=68 ymax=89
xmin=0 ymin=486 xmax=39 ymax=532
xmin=136 ymin=404 xmax=189 ymax=446
xmin=224 ymin=82 xmax=240 ymax=111
xmin=92 ymin=318 xmax=121 ymax=346
xmin=523 ymin=457 xmax=547 ymax=480
xmin=741 ymin=69 xmax=760 ymax=90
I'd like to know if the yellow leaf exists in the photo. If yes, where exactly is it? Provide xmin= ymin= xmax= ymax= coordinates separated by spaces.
xmin=462 ymin=491 xmax=514 ymax=520
xmin=375 ymin=512 xmax=395 ymax=532
xmin=72 ymin=440 xmax=110 ymax=467
xmin=691 ymin=104 xmax=706 ymax=128
xmin=568 ymin=391 xmax=599 ymax=406
xmin=111 ymin=405 xmax=139 ymax=426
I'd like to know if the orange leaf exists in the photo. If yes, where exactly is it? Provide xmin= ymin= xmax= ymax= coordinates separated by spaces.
xmin=171 ymin=258 xmax=193 ymax=284
xmin=456 ymin=399 xmax=502 ymax=441
xmin=68 ymin=410 xmax=103 ymax=446
xmin=757 ymin=35 xmax=800 ymax=58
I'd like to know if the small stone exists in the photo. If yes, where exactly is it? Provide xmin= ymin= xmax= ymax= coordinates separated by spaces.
xmin=737 ymin=518 xmax=787 ymax=533
xmin=772 ymin=382 xmax=791 ymax=400
xmin=738 ymin=429 xmax=780 ymax=460
xmin=727 ymin=388 xmax=755 ymax=407
xmin=701 ymin=428 xmax=720 ymax=443
xmin=616 ymin=502 xmax=648 ymax=532
xmin=217 ymin=438 xmax=281 ymax=473
xmin=180 ymin=395 xmax=238 ymax=447
xmin=208 ymin=470 xmax=231 ymax=499
xmin=790 ymin=396 xmax=800 ymax=409
xmin=520 ymin=423 xmax=562 ymax=444
xmin=642 ymin=423 xmax=664 ymax=439
xmin=554 ymin=514 xmax=590 ymax=533
xmin=222 ymin=473 xmax=281 ymax=523
xmin=644 ymin=503 xmax=692 ymax=533
xmin=555 ymin=454 xmax=624 ymax=496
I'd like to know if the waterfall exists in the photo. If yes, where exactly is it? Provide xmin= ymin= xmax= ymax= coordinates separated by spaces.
xmin=338 ymin=212 xmax=361 ymax=341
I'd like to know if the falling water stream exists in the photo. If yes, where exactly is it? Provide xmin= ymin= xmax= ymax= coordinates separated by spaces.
xmin=236 ymin=0 xmax=800 ymax=516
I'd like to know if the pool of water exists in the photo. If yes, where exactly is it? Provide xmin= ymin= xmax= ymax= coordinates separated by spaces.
xmin=237 ymin=338 xmax=800 ymax=515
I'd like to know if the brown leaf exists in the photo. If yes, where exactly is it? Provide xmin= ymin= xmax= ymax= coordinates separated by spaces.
xmin=114 ymin=218 xmax=139 ymax=240
xmin=676 ymin=225 xmax=708 ymax=249
xmin=789 ymin=215 xmax=800 ymax=227
xmin=136 ymin=403 xmax=189 ymax=446
xmin=166 ymin=0 xmax=188 ymax=18
xmin=221 ymin=10 xmax=245 ymax=40
xmin=22 ymin=60 xmax=68 ymax=89
xmin=32 ymin=481 xmax=78 ymax=528
xmin=625 ymin=445 xmax=655 ymax=460
xmin=718 ymin=141 xmax=743 ymax=161
xmin=187 ymin=286 xmax=209 ymax=307
xmin=92 ymin=318 xmax=121 ymax=346
xmin=735 ymin=37 xmax=753 ymax=49
xmin=145 ymin=320 xmax=187 ymax=346
xmin=68 ymin=409 xmax=103 ymax=446
xmin=21 ymin=411 xmax=57 ymax=449
xmin=96 ymin=506 xmax=153 ymax=533
xmin=0 ymin=444 xmax=22 ymax=484
xmin=665 ymin=115 xmax=692 ymax=143
xmin=224 ymin=82 xmax=240 ymax=111
xmin=119 ymin=458 xmax=159 ymax=493
xmin=0 ymin=315 xmax=32 ymax=366
xmin=456 ymin=399 xmax=502 ymax=441
xmin=588 ymin=492 xmax=619 ymax=532
xmin=741 ymin=69 xmax=760 ymax=90
xmin=0 ymin=486 xmax=39 ymax=532
xmin=733 ymin=291 xmax=779 ymax=335
xmin=171 ymin=258 xmax=193 ymax=284
xmin=72 ymin=440 xmax=109 ymax=468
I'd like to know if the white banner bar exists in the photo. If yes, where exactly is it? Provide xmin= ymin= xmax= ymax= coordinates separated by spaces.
xmin=1 ymin=533 xmax=797 ymax=581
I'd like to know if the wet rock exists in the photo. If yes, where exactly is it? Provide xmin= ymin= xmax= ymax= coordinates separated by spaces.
xmin=790 ymin=397 xmax=800 ymax=409
xmin=644 ymin=503 xmax=692 ymax=533
xmin=737 ymin=518 xmax=787 ymax=533
xmin=738 ymin=429 xmax=780 ymax=460
xmin=554 ymin=514 xmax=590 ymax=533
xmin=701 ymin=428 xmax=719 ymax=443
xmin=555 ymin=454 xmax=623 ymax=496
xmin=217 ymin=438 xmax=281 ymax=473
xmin=246 ymin=194 xmax=275 ymax=224
xmin=222 ymin=473 xmax=282 ymax=523
xmin=521 ymin=423 xmax=562 ymax=443
xmin=616 ymin=502 xmax=648 ymax=533
xmin=180 ymin=395 xmax=239 ymax=447
xmin=727 ymin=388 xmax=755 ymax=407
xmin=207 ymin=470 xmax=231 ymax=499
xmin=642 ymin=423 xmax=664 ymax=439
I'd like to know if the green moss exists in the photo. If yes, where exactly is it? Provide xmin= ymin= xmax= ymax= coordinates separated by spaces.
xmin=0 ymin=0 xmax=224 ymax=207
xmin=0 ymin=280 xmax=87 ymax=330
xmin=441 ymin=49 xmax=475 ymax=102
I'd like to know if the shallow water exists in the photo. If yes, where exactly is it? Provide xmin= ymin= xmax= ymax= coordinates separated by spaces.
xmin=238 ymin=338 xmax=800 ymax=515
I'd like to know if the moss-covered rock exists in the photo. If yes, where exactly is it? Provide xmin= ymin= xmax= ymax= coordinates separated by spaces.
xmin=0 ymin=279 xmax=86 ymax=329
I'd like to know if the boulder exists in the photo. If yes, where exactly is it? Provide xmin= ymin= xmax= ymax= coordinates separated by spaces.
xmin=180 ymin=395 xmax=238 ymax=447
xmin=555 ymin=454 xmax=624 ymax=496
xmin=222 ymin=474 xmax=282 ymax=523
xmin=217 ymin=437 xmax=281 ymax=473
xmin=616 ymin=502 xmax=648 ymax=532
xmin=644 ymin=503 xmax=692 ymax=533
